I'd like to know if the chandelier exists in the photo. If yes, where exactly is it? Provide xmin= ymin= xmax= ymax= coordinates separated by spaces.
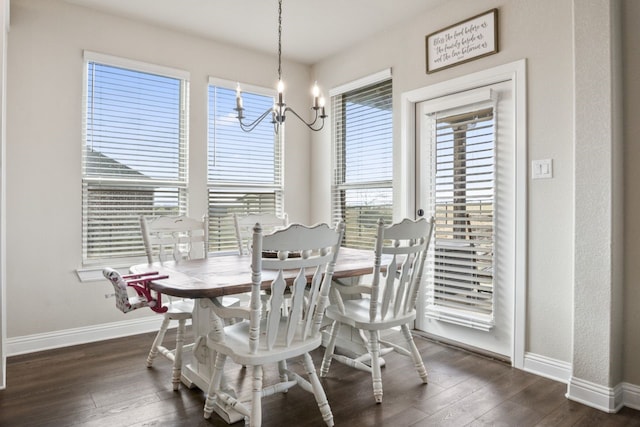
xmin=234 ymin=0 xmax=327 ymax=133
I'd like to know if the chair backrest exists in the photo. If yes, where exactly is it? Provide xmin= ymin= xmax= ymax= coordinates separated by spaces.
xmin=370 ymin=217 xmax=435 ymax=322
xmin=234 ymin=213 xmax=288 ymax=255
xmin=248 ymin=221 xmax=344 ymax=353
xmin=140 ymin=215 xmax=209 ymax=263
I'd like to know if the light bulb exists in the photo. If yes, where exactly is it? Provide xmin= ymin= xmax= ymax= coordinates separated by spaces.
xmin=235 ymin=83 xmax=243 ymax=110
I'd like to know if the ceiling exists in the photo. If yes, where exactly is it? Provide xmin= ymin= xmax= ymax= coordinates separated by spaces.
xmin=64 ymin=0 xmax=446 ymax=64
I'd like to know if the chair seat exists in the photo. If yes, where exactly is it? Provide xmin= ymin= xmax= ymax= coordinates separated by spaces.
xmin=164 ymin=299 xmax=194 ymax=320
xmin=325 ymin=299 xmax=416 ymax=331
xmin=164 ymin=296 xmax=239 ymax=320
xmin=207 ymin=319 xmax=322 ymax=366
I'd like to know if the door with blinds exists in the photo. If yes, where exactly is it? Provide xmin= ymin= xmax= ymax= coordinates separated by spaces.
xmin=415 ymin=80 xmax=514 ymax=359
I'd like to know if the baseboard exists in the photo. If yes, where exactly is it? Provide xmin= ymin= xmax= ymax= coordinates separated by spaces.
xmin=567 ymin=376 xmax=624 ymax=413
xmin=622 ymin=382 xmax=640 ymax=411
xmin=523 ymin=352 xmax=572 ymax=383
xmin=6 ymin=316 xmax=164 ymax=357
xmin=519 ymin=352 xmax=640 ymax=413
xmin=524 ymin=352 xmax=630 ymax=413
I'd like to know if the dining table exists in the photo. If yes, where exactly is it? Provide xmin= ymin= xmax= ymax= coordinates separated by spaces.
xmin=129 ymin=246 xmax=375 ymax=424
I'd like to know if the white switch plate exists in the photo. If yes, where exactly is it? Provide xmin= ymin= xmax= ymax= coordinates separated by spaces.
xmin=532 ymin=159 xmax=553 ymax=179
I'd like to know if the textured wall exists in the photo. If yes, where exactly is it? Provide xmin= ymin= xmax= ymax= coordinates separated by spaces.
xmin=571 ymin=0 xmax=623 ymax=388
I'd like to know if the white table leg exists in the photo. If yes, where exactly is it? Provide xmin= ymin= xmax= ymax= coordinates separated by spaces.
xmin=182 ymin=298 xmax=244 ymax=424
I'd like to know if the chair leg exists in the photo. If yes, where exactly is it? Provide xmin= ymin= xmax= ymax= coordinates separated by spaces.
xmin=320 ymin=320 xmax=340 ymax=377
xmin=172 ymin=319 xmax=186 ymax=391
xmin=303 ymin=353 xmax=334 ymax=427
xmin=250 ymin=365 xmax=263 ymax=427
xmin=368 ymin=330 xmax=383 ymax=403
xmin=401 ymin=324 xmax=428 ymax=383
xmin=278 ymin=360 xmax=289 ymax=386
xmin=147 ymin=315 xmax=171 ymax=367
xmin=203 ymin=352 xmax=227 ymax=419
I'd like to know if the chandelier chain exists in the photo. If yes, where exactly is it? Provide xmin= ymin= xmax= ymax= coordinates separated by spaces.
xmin=277 ymin=0 xmax=282 ymax=82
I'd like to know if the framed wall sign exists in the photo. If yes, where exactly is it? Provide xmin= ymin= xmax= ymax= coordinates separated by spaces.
xmin=426 ymin=9 xmax=499 ymax=74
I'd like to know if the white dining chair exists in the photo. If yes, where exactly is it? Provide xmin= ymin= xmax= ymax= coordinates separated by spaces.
xmin=234 ymin=212 xmax=290 ymax=314
xmin=233 ymin=212 xmax=288 ymax=255
xmin=203 ymin=221 xmax=345 ymax=427
xmin=139 ymin=214 xmax=208 ymax=390
xmin=320 ymin=217 xmax=435 ymax=403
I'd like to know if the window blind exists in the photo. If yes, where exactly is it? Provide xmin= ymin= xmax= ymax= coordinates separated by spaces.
xmin=331 ymin=78 xmax=393 ymax=249
xmin=82 ymin=58 xmax=189 ymax=264
xmin=207 ymin=80 xmax=283 ymax=252
xmin=207 ymin=190 xmax=280 ymax=252
xmin=424 ymin=105 xmax=496 ymax=330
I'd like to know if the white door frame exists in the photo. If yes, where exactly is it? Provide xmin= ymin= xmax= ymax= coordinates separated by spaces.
xmin=399 ymin=59 xmax=527 ymax=368
xmin=0 ymin=0 xmax=9 ymax=390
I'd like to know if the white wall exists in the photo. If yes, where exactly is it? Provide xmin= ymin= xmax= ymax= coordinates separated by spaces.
xmin=312 ymin=0 xmax=575 ymax=364
xmin=5 ymin=0 xmax=312 ymax=338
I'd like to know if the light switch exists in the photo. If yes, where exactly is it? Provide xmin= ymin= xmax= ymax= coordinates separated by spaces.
xmin=532 ymin=159 xmax=553 ymax=179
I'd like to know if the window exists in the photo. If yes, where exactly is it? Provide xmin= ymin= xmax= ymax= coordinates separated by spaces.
xmin=207 ymin=79 xmax=283 ymax=252
xmin=331 ymin=73 xmax=393 ymax=249
xmin=424 ymin=99 xmax=496 ymax=330
xmin=82 ymin=52 xmax=189 ymax=264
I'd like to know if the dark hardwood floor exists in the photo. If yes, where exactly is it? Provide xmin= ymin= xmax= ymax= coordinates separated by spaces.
xmin=2 ymin=329 xmax=640 ymax=426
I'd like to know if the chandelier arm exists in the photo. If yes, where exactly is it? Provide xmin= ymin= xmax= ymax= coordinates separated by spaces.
xmin=284 ymin=106 xmax=326 ymax=131
xmin=237 ymin=107 xmax=274 ymax=133
xmin=308 ymin=121 xmax=326 ymax=131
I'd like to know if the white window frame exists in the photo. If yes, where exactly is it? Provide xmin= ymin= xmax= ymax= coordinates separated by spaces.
xmin=81 ymin=51 xmax=190 ymax=266
xmin=330 ymin=69 xmax=393 ymax=249
xmin=206 ymin=77 xmax=284 ymax=253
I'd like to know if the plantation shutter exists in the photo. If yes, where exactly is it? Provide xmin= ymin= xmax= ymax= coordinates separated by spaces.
xmin=82 ymin=52 xmax=189 ymax=264
xmin=207 ymin=79 xmax=283 ymax=253
xmin=423 ymin=90 xmax=497 ymax=330
xmin=331 ymin=70 xmax=393 ymax=249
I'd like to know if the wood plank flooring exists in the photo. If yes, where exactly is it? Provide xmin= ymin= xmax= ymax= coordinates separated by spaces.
xmin=2 ymin=329 xmax=639 ymax=426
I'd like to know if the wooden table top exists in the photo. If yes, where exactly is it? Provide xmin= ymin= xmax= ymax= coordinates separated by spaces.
xmin=129 ymin=247 xmax=374 ymax=299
